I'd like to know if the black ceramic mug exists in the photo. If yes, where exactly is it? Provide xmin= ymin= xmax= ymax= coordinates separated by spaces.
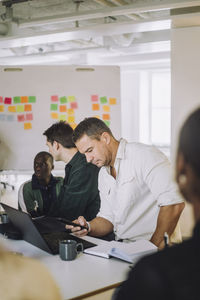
xmin=59 ymin=239 xmax=83 ymax=261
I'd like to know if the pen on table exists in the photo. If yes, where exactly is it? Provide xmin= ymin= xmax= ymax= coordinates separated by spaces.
xmin=164 ymin=232 xmax=169 ymax=248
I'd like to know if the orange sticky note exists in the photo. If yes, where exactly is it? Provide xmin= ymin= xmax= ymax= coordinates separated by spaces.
xmin=102 ymin=114 xmax=110 ymax=120
xmin=21 ymin=96 xmax=28 ymax=103
xmin=103 ymin=105 xmax=110 ymax=112
xmin=59 ymin=105 xmax=67 ymax=112
xmin=24 ymin=104 xmax=32 ymax=111
xmin=109 ymin=98 xmax=116 ymax=105
xmin=93 ymin=115 xmax=100 ymax=119
xmin=92 ymin=104 xmax=100 ymax=111
xmin=0 ymin=105 xmax=4 ymax=112
xmin=51 ymin=112 xmax=58 ymax=119
xmin=8 ymin=106 xmax=16 ymax=112
xmin=24 ymin=122 xmax=32 ymax=130
xmin=70 ymin=123 xmax=77 ymax=130
xmin=67 ymin=116 xmax=75 ymax=123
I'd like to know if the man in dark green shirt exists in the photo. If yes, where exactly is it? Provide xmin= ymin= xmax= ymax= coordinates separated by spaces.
xmin=43 ymin=121 xmax=100 ymax=221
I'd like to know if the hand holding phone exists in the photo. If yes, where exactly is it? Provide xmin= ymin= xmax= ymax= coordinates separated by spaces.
xmin=56 ymin=217 xmax=88 ymax=230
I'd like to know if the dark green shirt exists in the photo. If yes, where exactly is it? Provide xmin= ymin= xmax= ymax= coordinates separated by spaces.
xmin=48 ymin=151 xmax=100 ymax=221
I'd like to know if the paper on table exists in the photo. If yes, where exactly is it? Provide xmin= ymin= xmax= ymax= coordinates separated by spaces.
xmin=84 ymin=239 xmax=157 ymax=263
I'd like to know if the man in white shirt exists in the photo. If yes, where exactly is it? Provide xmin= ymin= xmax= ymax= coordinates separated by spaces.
xmin=67 ymin=117 xmax=185 ymax=249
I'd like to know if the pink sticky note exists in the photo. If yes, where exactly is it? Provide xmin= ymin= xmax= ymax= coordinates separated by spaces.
xmin=0 ymin=96 xmax=3 ymax=103
xmin=26 ymin=113 xmax=33 ymax=121
xmin=51 ymin=95 xmax=59 ymax=102
xmin=4 ymin=97 xmax=12 ymax=104
xmin=91 ymin=95 xmax=99 ymax=102
xmin=70 ymin=102 xmax=78 ymax=109
xmin=17 ymin=115 xmax=25 ymax=122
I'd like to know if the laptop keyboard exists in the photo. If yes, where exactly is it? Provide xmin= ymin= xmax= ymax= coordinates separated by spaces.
xmin=43 ymin=231 xmax=96 ymax=255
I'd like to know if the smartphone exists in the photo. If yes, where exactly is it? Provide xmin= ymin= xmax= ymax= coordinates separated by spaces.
xmin=56 ymin=217 xmax=88 ymax=230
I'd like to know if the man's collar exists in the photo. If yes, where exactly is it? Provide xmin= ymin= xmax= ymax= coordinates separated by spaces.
xmin=115 ymin=138 xmax=127 ymax=160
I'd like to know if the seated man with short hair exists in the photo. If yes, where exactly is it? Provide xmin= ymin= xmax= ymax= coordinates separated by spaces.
xmin=18 ymin=151 xmax=63 ymax=217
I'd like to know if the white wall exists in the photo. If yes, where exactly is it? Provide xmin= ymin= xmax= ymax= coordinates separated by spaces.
xmin=171 ymin=26 xmax=200 ymax=237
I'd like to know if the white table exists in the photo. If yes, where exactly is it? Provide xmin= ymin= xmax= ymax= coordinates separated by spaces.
xmin=0 ymin=235 xmax=131 ymax=300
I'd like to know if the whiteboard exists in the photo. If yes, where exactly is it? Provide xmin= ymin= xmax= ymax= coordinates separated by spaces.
xmin=0 ymin=66 xmax=121 ymax=171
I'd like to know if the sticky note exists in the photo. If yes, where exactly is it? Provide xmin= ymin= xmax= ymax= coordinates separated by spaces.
xmin=102 ymin=114 xmax=110 ymax=120
xmin=70 ymin=102 xmax=78 ymax=109
xmin=91 ymin=95 xmax=99 ymax=102
xmin=67 ymin=108 xmax=74 ymax=115
xmin=59 ymin=114 xmax=67 ymax=121
xmin=16 ymin=105 xmax=24 ymax=113
xmin=0 ymin=114 xmax=5 ymax=121
xmin=59 ymin=105 xmax=67 ymax=112
xmin=0 ymin=96 xmax=3 ymax=103
xmin=51 ymin=95 xmax=58 ymax=102
xmin=60 ymin=96 xmax=67 ymax=104
xmin=50 ymin=104 xmax=58 ymax=111
xmin=6 ymin=115 xmax=15 ymax=122
xmin=17 ymin=115 xmax=25 ymax=122
xmin=100 ymin=96 xmax=107 ymax=104
xmin=51 ymin=112 xmax=59 ymax=119
xmin=4 ymin=97 xmax=12 ymax=104
xmin=28 ymin=96 xmax=36 ymax=103
xmin=103 ymin=105 xmax=110 ymax=112
xmin=104 ymin=120 xmax=110 ymax=127
xmin=92 ymin=103 xmax=100 ymax=111
xmin=68 ymin=96 xmax=75 ymax=102
xmin=67 ymin=116 xmax=75 ymax=123
xmin=24 ymin=122 xmax=32 ymax=130
xmin=24 ymin=104 xmax=32 ymax=112
xmin=0 ymin=105 xmax=4 ymax=112
xmin=21 ymin=96 xmax=28 ymax=103
xmin=93 ymin=115 xmax=100 ymax=119
xmin=8 ymin=106 xmax=16 ymax=113
xmin=26 ymin=113 xmax=33 ymax=121
xmin=13 ymin=97 xmax=21 ymax=104
xmin=109 ymin=98 xmax=117 ymax=105
xmin=70 ymin=123 xmax=77 ymax=130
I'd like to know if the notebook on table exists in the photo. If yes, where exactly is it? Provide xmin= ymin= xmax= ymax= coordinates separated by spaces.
xmin=1 ymin=203 xmax=96 ymax=255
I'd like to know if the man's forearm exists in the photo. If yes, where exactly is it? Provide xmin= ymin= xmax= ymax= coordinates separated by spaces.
xmin=150 ymin=202 xmax=185 ymax=249
xmin=89 ymin=217 xmax=114 ymax=237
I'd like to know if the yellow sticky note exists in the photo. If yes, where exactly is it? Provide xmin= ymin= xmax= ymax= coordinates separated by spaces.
xmin=70 ymin=123 xmax=77 ymax=130
xmin=24 ymin=122 xmax=32 ymax=130
xmin=0 ymin=105 xmax=4 ymax=112
xmin=103 ymin=105 xmax=110 ymax=112
xmin=109 ymin=98 xmax=116 ymax=105
xmin=93 ymin=115 xmax=100 ymax=119
xmin=68 ymin=116 xmax=75 ymax=123
xmin=59 ymin=114 xmax=67 ymax=121
xmin=67 ymin=108 xmax=74 ymax=115
xmin=51 ymin=112 xmax=58 ymax=119
xmin=68 ymin=96 xmax=75 ymax=102
xmin=17 ymin=105 xmax=24 ymax=113
xmin=8 ymin=106 xmax=16 ymax=112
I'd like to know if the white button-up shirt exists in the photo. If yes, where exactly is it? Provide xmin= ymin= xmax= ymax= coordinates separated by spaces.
xmin=97 ymin=139 xmax=183 ymax=241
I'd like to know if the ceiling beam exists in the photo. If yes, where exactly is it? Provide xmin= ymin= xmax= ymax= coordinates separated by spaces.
xmin=17 ymin=0 xmax=200 ymax=28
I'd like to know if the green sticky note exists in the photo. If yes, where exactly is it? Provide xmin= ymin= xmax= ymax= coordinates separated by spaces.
xmin=50 ymin=104 xmax=58 ymax=111
xmin=16 ymin=105 xmax=24 ymax=113
xmin=60 ymin=96 xmax=67 ymax=104
xmin=104 ymin=120 xmax=110 ymax=127
xmin=100 ymin=96 xmax=108 ymax=104
xmin=28 ymin=96 xmax=36 ymax=103
xmin=13 ymin=97 xmax=21 ymax=104
xmin=59 ymin=114 xmax=67 ymax=121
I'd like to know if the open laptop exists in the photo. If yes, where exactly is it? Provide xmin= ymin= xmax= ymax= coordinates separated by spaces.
xmin=1 ymin=203 xmax=96 ymax=255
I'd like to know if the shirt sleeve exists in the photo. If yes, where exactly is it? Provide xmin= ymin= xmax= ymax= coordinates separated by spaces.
xmin=136 ymin=146 xmax=183 ymax=207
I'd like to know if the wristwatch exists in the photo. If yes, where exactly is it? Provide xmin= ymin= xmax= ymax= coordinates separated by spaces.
xmin=86 ymin=221 xmax=91 ymax=232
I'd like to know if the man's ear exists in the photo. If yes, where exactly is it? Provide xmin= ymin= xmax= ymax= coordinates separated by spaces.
xmin=101 ymin=132 xmax=111 ymax=144
xmin=53 ymin=140 xmax=60 ymax=150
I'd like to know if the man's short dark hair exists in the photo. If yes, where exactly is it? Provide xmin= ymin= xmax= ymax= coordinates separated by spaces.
xmin=43 ymin=121 xmax=75 ymax=148
xmin=34 ymin=151 xmax=53 ymax=166
xmin=72 ymin=117 xmax=113 ymax=143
